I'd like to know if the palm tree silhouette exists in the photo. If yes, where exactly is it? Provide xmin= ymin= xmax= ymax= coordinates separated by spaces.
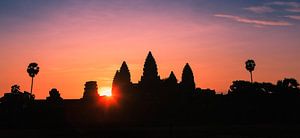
xmin=245 ymin=59 xmax=255 ymax=83
xmin=27 ymin=62 xmax=39 ymax=94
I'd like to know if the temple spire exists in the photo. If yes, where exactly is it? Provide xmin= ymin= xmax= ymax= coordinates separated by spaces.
xmin=112 ymin=70 xmax=120 ymax=86
xmin=112 ymin=61 xmax=132 ymax=99
xmin=168 ymin=71 xmax=177 ymax=84
xmin=119 ymin=61 xmax=131 ymax=84
xmin=141 ymin=51 xmax=160 ymax=83
xmin=180 ymin=63 xmax=195 ymax=94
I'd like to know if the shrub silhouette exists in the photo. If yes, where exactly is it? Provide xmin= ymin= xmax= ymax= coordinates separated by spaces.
xmin=0 ymin=85 xmax=34 ymax=112
xmin=11 ymin=85 xmax=21 ymax=94
xmin=277 ymin=78 xmax=299 ymax=89
xmin=276 ymin=78 xmax=300 ymax=95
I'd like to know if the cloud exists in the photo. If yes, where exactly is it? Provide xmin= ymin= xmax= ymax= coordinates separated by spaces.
xmin=244 ymin=6 xmax=274 ymax=14
xmin=269 ymin=1 xmax=300 ymax=7
xmin=269 ymin=1 xmax=300 ymax=13
xmin=285 ymin=15 xmax=300 ymax=20
xmin=286 ymin=8 xmax=300 ymax=13
xmin=214 ymin=14 xmax=292 ymax=26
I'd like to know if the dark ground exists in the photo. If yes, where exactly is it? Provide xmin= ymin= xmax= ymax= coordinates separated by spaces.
xmin=1 ymin=125 xmax=300 ymax=138
xmin=2 ymin=96 xmax=300 ymax=138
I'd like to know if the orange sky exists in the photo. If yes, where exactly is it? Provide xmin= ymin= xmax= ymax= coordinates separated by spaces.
xmin=0 ymin=1 xmax=300 ymax=99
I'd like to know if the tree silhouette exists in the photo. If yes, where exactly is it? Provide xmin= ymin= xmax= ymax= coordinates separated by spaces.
xmin=228 ymin=80 xmax=256 ymax=95
xmin=27 ymin=62 xmax=39 ymax=94
xmin=0 ymin=85 xmax=34 ymax=112
xmin=180 ymin=63 xmax=195 ymax=95
xmin=245 ymin=59 xmax=255 ymax=83
xmin=11 ymin=85 xmax=21 ymax=94
xmin=277 ymin=78 xmax=299 ymax=89
xmin=275 ymin=78 xmax=300 ymax=95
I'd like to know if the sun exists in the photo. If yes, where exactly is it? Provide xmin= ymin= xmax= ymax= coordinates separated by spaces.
xmin=99 ymin=87 xmax=112 ymax=96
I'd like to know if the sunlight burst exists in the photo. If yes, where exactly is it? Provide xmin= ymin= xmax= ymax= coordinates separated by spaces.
xmin=99 ymin=87 xmax=112 ymax=96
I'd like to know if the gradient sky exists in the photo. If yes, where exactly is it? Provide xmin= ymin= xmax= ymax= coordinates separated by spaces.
xmin=1 ymin=0 xmax=300 ymax=99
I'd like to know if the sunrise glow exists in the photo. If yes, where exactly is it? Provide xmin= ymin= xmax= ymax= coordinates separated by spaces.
xmin=99 ymin=87 xmax=112 ymax=96
xmin=1 ymin=1 xmax=300 ymax=136
xmin=0 ymin=0 xmax=299 ymax=99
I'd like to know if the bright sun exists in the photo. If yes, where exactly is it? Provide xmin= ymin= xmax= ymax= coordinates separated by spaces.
xmin=99 ymin=87 xmax=112 ymax=96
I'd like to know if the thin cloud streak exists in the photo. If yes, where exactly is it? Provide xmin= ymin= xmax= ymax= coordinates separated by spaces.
xmin=285 ymin=15 xmax=300 ymax=20
xmin=244 ymin=6 xmax=274 ymax=14
xmin=269 ymin=1 xmax=300 ymax=7
xmin=214 ymin=14 xmax=292 ymax=26
xmin=286 ymin=8 xmax=300 ymax=13
xmin=268 ymin=1 xmax=300 ymax=13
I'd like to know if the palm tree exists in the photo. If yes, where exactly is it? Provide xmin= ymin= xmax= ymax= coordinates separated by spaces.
xmin=245 ymin=59 xmax=256 ymax=83
xmin=27 ymin=62 xmax=39 ymax=94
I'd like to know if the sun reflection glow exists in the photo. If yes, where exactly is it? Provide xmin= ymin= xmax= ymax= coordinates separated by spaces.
xmin=99 ymin=87 xmax=112 ymax=96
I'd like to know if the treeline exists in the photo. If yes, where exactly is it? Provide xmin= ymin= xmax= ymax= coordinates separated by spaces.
xmin=1 ymin=51 xmax=300 ymax=128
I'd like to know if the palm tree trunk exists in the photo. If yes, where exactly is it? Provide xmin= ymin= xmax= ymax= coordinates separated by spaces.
xmin=250 ymin=71 xmax=253 ymax=83
xmin=30 ymin=77 xmax=34 ymax=94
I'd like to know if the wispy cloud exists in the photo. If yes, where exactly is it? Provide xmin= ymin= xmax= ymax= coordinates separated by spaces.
xmin=286 ymin=8 xmax=300 ymax=13
xmin=214 ymin=14 xmax=292 ymax=26
xmin=285 ymin=15 xmax=300 ymax=20
xmin=269 ymin=1 xmax=300 ymax=13
xmin=269 ymin=1 xmax=300 ymax=7
xmin=244 ymin=6 xmax=274 ymax=14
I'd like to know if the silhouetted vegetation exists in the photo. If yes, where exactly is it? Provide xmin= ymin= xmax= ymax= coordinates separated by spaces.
xmin=27 ymin=62 xmax=39 ymax=94
xmin=228 ymin=78 xmax=300 ymax=96
xmin=0 ymin=85 xmax=34 ymax=113
xmin=1 ymin=52 xmax=300 ymax=137
xmin=245 ymin=59 xmax=255 ymax=83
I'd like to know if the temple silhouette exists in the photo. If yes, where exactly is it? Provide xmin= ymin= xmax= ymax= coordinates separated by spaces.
xmin=1 ymin=51 xmax=300 ymax=137
xmin=77 ymin=51 xmax=216 ymax=104
xmin=111 ymin=51 xmax=212 ymax=104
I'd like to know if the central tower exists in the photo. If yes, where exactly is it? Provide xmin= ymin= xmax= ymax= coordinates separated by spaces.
xmin=138 ymin=51 xmax=162 ymax=100
xmin=140 ymin=51 xmax=160 ymax=84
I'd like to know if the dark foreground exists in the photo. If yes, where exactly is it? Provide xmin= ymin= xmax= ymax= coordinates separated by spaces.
xmin=1 ymin=125 xmax=300 ymax=138
xmin=2 ymin=96 xmax=300 ymax=138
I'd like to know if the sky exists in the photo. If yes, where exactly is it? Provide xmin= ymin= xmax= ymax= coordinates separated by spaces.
xmin=0 ymin=0 xmax=300 ymax=99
